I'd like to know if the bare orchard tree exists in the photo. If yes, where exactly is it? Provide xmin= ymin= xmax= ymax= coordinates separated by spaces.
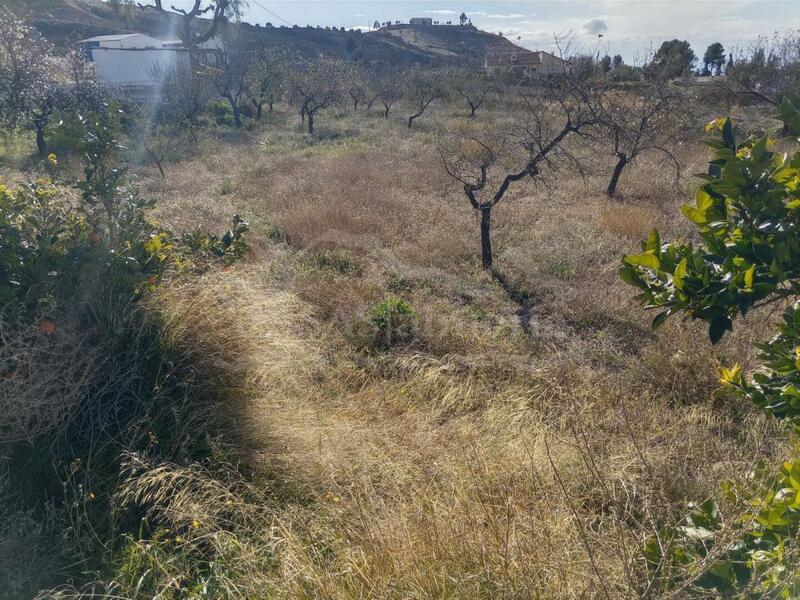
xmin=602 ymin=87 xmax=683 ymax=197
xmin=288 ymin=56 xmax=346 ymax=135
xmin=133 ymin=104 xmax=192 ymax=179
xmin=440 ymin=82 xmax=605 ymax=269
xmin=448 ymin=68 xmax=501 ymax=118
xmin=134 ymin=0 xmax=245 ymax=49
xmin=149 ymin=61 xmax=213 ymax=125
xmin=373 ymin=72 xmax=402 ymax=118
xmin=247 ymin=50 xmax=287 ymax=119
xmin=404 ymin=66 xmax=446 ymax=128
xmin=0 ymin=13 xmax=63 ymax=156
xmin=205 ymin=34 xmax=254 ymax=127
xmin=724 ymin=31 xmax=799 ymax=135
xmin=345 ymin=63 xmax=371 ymax=111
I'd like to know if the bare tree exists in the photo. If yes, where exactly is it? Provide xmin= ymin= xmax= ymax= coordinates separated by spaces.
xmin=205 ymin=34 xmax=254 ymax=127
xmin=602 ymin=88 xmax=682 ymax=197
xmin=288 ymin=56 xmax=346 ymax=135
xmin=372 ymin=72 xmax=402 ymax=118
xmin=136 ymin=0 xmax=245 ymax=49
xmin=404 ymin=66 xmax=446 ymax=128
xmin=724 ymin=30 xmax=800 ymax=133
xmin=149 ymin=61 xmax=213 ymax=125
xmin=345 ymin=63 xmax=370 ymax=111
xmin=247 ymin=51 xmax=287 ymax=119
xmin=440 ymin=82 xmax=605 ymax=269
xmin=448 ymin=68 xmax=501 ymax=118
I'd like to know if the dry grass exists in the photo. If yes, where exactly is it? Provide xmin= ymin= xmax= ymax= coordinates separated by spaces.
xmin=7 ymin=98 xmax=792 ymax=598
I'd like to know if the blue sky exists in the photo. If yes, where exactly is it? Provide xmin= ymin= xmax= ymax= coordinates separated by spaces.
xmin=172 ymin=1 xmax=800 ymax=64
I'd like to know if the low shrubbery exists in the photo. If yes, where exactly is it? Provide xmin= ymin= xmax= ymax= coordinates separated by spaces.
xmin=0 ymin=114 xmax=249 ymax=595
xmin=367 ymin=297 xmax=419 ymax=350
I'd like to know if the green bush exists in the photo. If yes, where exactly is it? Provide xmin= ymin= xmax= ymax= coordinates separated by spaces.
xmin=621 ymin=97 xmax=800 ymax=596
xmin=367 ymin=298 xmax=418 ymax=350
xmin=303 ymin=249 xmax=361 ymax=275
xmin=210 ymin=100 xmax=235 ymax=127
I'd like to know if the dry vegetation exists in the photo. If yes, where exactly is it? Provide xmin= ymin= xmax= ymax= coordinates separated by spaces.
xmin=8 ymin=97 xmax=782 ymax=598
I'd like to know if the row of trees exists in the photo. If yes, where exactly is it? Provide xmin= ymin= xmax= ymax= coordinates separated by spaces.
xmin=203 ymin=36 xmax=506 ymax=134
xmin=439 ymin=81 xmax=686 ymax=269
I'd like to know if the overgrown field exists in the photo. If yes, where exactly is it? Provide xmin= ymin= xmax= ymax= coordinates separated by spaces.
xmin=1 ymin=94 xmax=797 ymax=599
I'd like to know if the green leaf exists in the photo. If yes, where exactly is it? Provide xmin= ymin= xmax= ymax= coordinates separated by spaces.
xmin=744 ymin=264 xmax=755 ymax=289
xmin=619 ymin=266 xmax=644 ymax=288
xmin=624 ymin=253 xmax=661 ymax=270
xmin=673 ymin=257 xmax=688 ymax=290
xmin=645 ymin=228 xmax=661 ymax=254
xmin=709 ymin=317 xmax=732 ymax=345
xmin=652 ymin=311 xmax=670 ymax=329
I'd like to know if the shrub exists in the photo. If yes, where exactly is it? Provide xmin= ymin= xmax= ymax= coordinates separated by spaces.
xmin=621 ymin=99 xmax=800 ymax=596
xmin=367 ymin=297 xmax=418 ymax=349
xmin=303 ymin=249 xmax=361 ymax=275
xmin=0 ymin=116 xmax=249 ymax=594
xmin=210 ymin=99 xmax=235 ymax=126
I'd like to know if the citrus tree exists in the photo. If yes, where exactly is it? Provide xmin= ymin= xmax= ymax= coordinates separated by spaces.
xmin=620 ymin=97 xmax=800 ymax=596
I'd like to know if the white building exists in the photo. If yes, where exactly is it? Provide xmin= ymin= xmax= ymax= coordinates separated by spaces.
xmin=484 ymin=50 xmax=572 ymax=78
xmin=79 ymin=33 xmax=223 ymax=89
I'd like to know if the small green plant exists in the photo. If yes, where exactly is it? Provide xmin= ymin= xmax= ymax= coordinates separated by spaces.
xmin=210 ymin=100 xmax=235 ymax=127
xmin=621 ymin=98 xmax=800 ymax=596
xmin=265 ymin=223 xmax=289 ymax=244
xmin=219 ymin=177 xmax=236 ymax=196
xmin=303 ymin=249 xmax=361 ymax=275
xmin=368 ymin=298 xmax=418 ymax=349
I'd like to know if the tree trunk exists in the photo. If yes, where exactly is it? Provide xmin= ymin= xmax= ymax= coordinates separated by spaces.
xmin=307 ymin=110 xmax=314 ymax=135
xmin=254 ymin=100 xmax=263 ymax=120
xmin=384 ymin=104 xmax=390 ymax=119
xmin=480 ymin=205 xmax=493 ymax=270
xmin=233 ymin=106 xmax=242 ymax=128
xmin=35 ymin=125 xmax=47 ymax=157
xmin=268 ymin=98 xmax=274 ymax=112
xmin=146 ymin=148 xmax=166 ymax=179
xmin=469 ymin=103 xmax=477 ymax=118
xmin=353 ymin=98 xmax=359 ymax=111
xmin=606 ymin=153 xmax=628 ymax=197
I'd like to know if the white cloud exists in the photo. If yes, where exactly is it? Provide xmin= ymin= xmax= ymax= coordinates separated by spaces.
xmin=485 ymin=13 xmax=528 ymax=19
xmin=424 ymin=10 xmax=456 ymax=15
xmin=582 ymin=18 xmax=608 ymax=35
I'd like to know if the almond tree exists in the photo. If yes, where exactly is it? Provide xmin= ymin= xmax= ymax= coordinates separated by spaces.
xmin=206 ymin=34 xmax=253 ymax=127
xmin=373 ymin=72 xmax=402 ymax=118
xmin=448 ymin=68 xmax=500 ymax=118
xmin=440 ymin=82 xmax=605 ymax=269
xmin=602 ymin=88 xmax=682 ymax=196
xmin=724 ymin=31 xmax=800 ymax=136
xmin=289 ymin=56 xmax=346 ymax=135
xmin=345 ymin=63 xmax=370 ymax=111
xmin=404 ymin=66 xmax=446 ymax=128
xmin=247 ymin=51 xmax=287 ymax=119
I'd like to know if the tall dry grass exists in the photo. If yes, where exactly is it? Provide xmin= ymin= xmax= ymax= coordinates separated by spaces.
xmin=8 ymin=98 xmax=791 ymax=598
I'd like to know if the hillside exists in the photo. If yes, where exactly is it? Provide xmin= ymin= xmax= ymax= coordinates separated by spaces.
xmin=26 ymin=0 xmax=524 ymax=66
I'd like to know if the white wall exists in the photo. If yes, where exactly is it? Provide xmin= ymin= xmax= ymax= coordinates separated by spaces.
xmin=90 ymin=48 xmax=185 ymax=87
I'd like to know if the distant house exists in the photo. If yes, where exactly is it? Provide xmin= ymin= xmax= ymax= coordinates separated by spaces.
xmin=409 ymin=17 xmax=433 ymax=25
xmin=79 ymin=33 xmax=223 ymax=90
xmin=484 ymin=50 xmax=571 ymax=77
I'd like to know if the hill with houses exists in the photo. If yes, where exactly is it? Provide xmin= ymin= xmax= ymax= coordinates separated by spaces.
xmin=25 ymin=0 xmax=527 ymax=67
